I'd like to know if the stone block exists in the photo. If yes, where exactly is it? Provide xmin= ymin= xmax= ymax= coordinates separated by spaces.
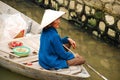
xmin=51 ymin=0 xmax=58 ymax=9
xmin=105 ymin=3 xmax=113 ymax=14
xmin=107 ymin=28 xmax=115 ymax=37
xmin=44 ymin=0 xmax=49 ymax=5
xmin=69 ymin=0 xmax=75 ymax=9
xmin=101 ymin=0 xmax=114 ymax=3
xmin=84 ymin=0 xmax=103 ymax=9
xmin=57 ymin=0 xmax=64 ymax=4
xmin=85 ymin=6 xmax=91 ymax=14
xmin=59 ymin=7 xmax=69 ymax=20
xmin=69 ymin=11 xmax=77 ymax=19
xmin=91 ymin=8 xmax=95 ymax=15
xmin=113 ymin=4 xmax=120 ymax=15
xmin=105 ymin=15 xmax=114 ymax=25
xmin=99 ymin=21 xmax=106 ymax=32
xmin=76 ymin=4 xmax=83 ymax=12
xmin=117 ymin=20 xmax=120 ymax=30
xmin=92 ymin=31 xmax=98 ymax=36
xmin=81 ymin=15 xmax=86 ymax=22
xmin=77 ymin=0 xmax=84 ymax=4
xmin=116 ymin=0 xmax=120 ymax=4
xmin=64 ymin=0 xmax=69 ymax=6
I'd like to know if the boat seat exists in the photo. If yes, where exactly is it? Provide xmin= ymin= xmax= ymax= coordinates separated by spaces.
xmin=29 ymin=62 xmax=83 ymax=76
xmin=51 ymin=65 xmax=82 ymax=75
xmin=14 ymin=55 xmax=38 ymax=63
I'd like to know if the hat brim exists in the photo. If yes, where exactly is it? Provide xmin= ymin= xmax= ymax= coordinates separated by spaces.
xmin=40 ymin=9 xmax=65 ymax=30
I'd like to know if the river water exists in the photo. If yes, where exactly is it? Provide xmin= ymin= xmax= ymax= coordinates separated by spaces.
xmin=0 ymin=0 xmax=120 ymax=80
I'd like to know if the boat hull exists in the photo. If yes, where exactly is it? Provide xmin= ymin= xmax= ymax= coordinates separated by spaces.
xmin=0 ymin=54 xmax=85 ymax=80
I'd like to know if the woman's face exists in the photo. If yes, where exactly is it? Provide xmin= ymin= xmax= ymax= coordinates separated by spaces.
xmin=51 ymin=19 xmax=60 ymax=28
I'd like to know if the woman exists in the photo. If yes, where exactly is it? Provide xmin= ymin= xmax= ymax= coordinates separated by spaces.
xmin=38 ymin=9 xmax=85 ymax=70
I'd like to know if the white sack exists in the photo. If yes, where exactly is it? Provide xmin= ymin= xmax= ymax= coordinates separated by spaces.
xmin=0 ymin=13 xmax=27 ymax=41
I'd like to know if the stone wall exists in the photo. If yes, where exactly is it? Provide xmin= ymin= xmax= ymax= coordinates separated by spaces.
xmin=34 ymin=0 xmax=120 ymax=47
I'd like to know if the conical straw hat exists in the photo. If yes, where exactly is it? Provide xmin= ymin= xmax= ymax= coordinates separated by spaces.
xmin=40 ymin=9 xmax=65 ymax=29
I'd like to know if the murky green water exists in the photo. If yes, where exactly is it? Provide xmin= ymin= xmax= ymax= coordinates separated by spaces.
xmin=0 ymin=0 xmax=120 ymax=80
xmin=0 ymin=66 xmax=34 ymax=80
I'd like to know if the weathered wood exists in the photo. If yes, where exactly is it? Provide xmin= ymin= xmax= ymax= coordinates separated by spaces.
xmin=0 ymin=49 xmax=20 ymax=58
xmin=14 ymin=55 xmax=38 ymax=63
xmin=0 ymin=35 xmax=90 ymax=80
xmin=0 ymin=41 xmax=20 ymax=58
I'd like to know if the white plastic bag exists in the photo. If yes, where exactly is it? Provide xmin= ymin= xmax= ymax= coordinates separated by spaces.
xmin=0 ymin=13 xmax=27 ymax=41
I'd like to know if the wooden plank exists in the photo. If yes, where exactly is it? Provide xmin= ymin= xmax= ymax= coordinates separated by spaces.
xmin=0 ymin=49 xmax=20 ymax=58
xmin=15 ymin=35 xmax=40 ymax=51
xmin=0 ymin=42 xmax=20 ymax=58
xmin=31 ymin=62 xmax=42 ymax=69
xmin=14 ymin=55 xmax=38 ymax=62
xmin=20 ymin=38 xmax=39 ymax=51
xmin=51 ymin=65 xmax=82 ymax=75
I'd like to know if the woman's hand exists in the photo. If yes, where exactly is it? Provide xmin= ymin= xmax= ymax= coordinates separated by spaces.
xmin=68 ymin=38 xmax=76 ymax=49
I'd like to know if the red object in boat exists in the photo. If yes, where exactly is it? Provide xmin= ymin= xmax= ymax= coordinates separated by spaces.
xmin=26 ymin=62 xmax=32 ymax=66
xmin=8 ymin=41 xmax=23 ymax=49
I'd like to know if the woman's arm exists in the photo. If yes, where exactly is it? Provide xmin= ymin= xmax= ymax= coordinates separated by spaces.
xmin=61 ymin=37 xmax=76 ymax=49
xmin=61 ymin=36 xmax=69 ymax=44
xmin=68 ymin=38 xmax=76 ymax=49
xmin=52 ymin=35 xmax=74 ymax=60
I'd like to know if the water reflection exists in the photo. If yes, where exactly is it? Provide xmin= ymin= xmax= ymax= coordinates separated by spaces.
xmin=0 ymin=0 xmax=120 ymax=80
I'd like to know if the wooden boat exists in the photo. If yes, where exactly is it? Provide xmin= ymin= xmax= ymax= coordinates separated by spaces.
xmin=0 ymin=1 xmax=90 ymax=80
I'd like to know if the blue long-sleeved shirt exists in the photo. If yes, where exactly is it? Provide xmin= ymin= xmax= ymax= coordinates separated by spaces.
xmin=38 ymin=27 xmax=74 ymax=70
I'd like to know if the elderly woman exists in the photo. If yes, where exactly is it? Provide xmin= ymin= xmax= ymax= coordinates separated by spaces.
xmin=38 ymin=9 xmax=85 ymax=70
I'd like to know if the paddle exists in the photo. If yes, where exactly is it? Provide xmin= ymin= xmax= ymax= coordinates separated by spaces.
xmin=63 ymin=45 xmax=108 ymax=80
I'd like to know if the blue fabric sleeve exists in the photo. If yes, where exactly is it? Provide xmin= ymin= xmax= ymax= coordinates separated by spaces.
xmin=51 ymin=35 xmax=74 ymax=60
xmin=61 ymin=36 xmax=69 ymax=44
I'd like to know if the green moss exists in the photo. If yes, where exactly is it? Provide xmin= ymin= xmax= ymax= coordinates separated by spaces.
xmin=88 ymin=18 xmax=96 ymax=26
xmin=38 ymin=0 xmax=42 ymax=3
xmin=94 ymin=11 xmax=104 ymax=19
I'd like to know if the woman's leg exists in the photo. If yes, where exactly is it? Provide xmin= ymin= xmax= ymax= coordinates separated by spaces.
xmin=67 ymin=55 xmax=85 ymax=66
xmin=64 ymin=43 xmax=85 ymax=66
